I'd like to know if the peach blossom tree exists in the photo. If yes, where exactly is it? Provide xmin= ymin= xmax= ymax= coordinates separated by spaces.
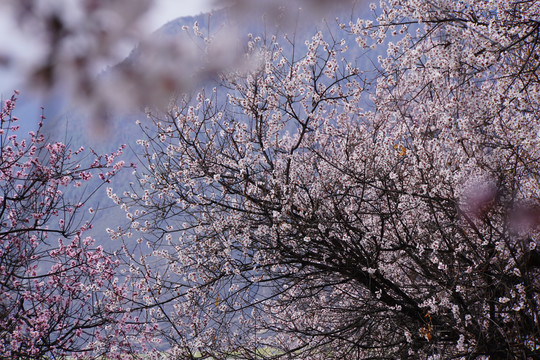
xmin=114 ymin=1 xmax=540 ymax=358
xmin=0 ymin=92 xmax=143 ymax=359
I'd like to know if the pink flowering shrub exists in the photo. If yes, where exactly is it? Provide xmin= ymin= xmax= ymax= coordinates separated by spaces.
xmin=0 ymin=92 xmax=139 ymax=359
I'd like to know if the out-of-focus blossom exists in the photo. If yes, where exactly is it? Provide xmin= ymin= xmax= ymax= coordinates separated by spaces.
xmin=460 ymin=176 xmax=498 ymax=220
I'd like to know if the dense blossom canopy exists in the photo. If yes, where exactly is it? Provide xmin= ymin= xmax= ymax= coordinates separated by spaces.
xmin=114 ymin=0 xmax=540 ymax=359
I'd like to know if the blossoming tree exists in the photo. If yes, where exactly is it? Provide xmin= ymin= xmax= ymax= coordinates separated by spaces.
xmin=0 ymin=92 xmax=138 ymax=359
xmin=114 ymin=0 xmax=540 ymax=358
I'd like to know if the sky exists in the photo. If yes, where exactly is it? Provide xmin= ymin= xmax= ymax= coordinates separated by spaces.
xmin=146 ymin=0 xmax=215 ymax=31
